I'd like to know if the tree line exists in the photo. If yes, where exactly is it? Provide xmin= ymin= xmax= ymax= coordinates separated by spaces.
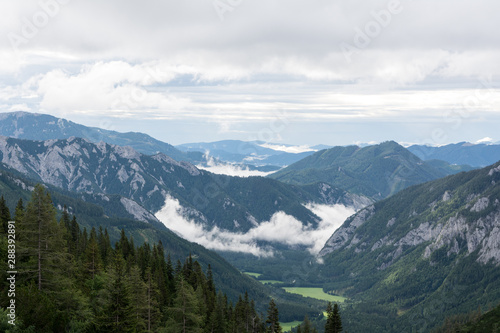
xmin=0 ymin=185 xmax=342 ymax=332
xmin=0 ymin=185 xmax=277 ymax=332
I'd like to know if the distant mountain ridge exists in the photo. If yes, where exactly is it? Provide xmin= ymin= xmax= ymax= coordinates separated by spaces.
xmin=0 ymin=111 xmax=203 ymax=163
xmin=176 ymin=140 xmax=325 ymax=167
xmin=408 ymin=142 xmax=500 ymax=167
xmin=269 ymin=141 xmax=470 ymax=200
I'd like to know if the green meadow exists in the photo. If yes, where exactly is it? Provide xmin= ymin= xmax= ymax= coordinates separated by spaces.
xmin=283 ymin=287 xmax=346 ymax=303
xmin=243 ymin=272 xmax=262 ymax=278
xmin=259 ymin=280 xmax=283 ymax=285
xmin=281 ymin=320 xmax=302 ymax=332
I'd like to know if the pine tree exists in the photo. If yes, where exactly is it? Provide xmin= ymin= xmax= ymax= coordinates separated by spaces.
xmin=0 ymin=195 xmax=11 ymax=233
xmin=302 ymin=315 xmax=312 ymax=333
xmin=84 ymin=227 xmax=102 ymax=280
xmin=127 ymin=265 xmax=148 ymax=332
xmin=144 ymin=267 xmax=161 ymax=332
xmin=103 ymin=252 xmax=134 ymax=333
xmin=328 ymin=303 xmax=342 ymax=333
xmin=98 ymin=226 xmax=111 ymax=268
xmin=325 ymin=302 xmax=334 ymax=333
xmin=207 ymin=291 xmax=228 ymax=333
xmin=166 ymin=276 xmax=203 ymax=333
xmin=266 ymin=299 xmax=282 ymax=333
xmin=14 ymin=197 xmax=24 ymax=223
xmin=19 ymin=184 xmax=67 ymax=291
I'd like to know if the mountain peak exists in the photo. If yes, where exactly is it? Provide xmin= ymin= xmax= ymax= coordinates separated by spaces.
xmin=0 ymin=111 xmax=203 ymax=163
xmin=269 ymin=141 xmax=441 ymax=199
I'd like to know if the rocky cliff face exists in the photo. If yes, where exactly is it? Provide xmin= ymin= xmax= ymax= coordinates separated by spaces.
xmin=321 ymin=162 xmax=500 ymax=266
xmin=318 ymin=161 xmax=500 ymax=332
xmin=0 ymin=136 xmax=357 ymax=234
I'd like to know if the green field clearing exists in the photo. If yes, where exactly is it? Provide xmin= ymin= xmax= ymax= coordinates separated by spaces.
xmin=283 ymin=287 xmax=347 ymax=303
xmin=259 ymin=280 xmax=283 ymax=285
xmin=281 ymin=320 xmax=302 ymax=332
xmin=243 ymin=272 xmax=262 ymax=278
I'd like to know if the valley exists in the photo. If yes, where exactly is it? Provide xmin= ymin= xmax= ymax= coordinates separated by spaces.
xmin=0 ymin=112 xmax=499 ymax=332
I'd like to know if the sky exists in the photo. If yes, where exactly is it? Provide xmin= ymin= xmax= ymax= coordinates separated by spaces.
xmin=1 ymin=0 xmax=499 ymax=147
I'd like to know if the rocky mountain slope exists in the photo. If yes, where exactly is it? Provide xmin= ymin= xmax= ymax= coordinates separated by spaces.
xmin=0 ymin=166 xmax=270 ymax=305
xmin=319 ymin=161 xmax=500 ymax=332
xmin=0 ymin=136 xmax=367 ymax=237
xmin=0 ymin=111 xmax=203 ymax=163
xmin=269 ymin=141 xmax=464 ymax=200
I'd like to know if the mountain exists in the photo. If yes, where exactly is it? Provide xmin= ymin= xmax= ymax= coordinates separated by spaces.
xmin=408 ymin=142 xmax=500 ymax=167
xmin=318 ymin=161 xmax=500 ymax=332
xmin=0 ymin=135 xmax=370 ymax=256
xmin=0 ymin=165 xmax=267 ymax=304
xmin=0 ymin=111 xmax=203 ymax=163
xmin=0 ymin=136 xmax=316 ymax=230
xmin=0 ymin=166 xmax=330 ymax=322
xmin=269 ymin=141 xmax=458 ymax=200
xmin=176 ymin=140 xmax=317 ymax=167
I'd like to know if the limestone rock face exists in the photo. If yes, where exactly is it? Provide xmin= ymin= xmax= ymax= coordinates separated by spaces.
xmin=320 ymin=161 xmax=500 ymax=268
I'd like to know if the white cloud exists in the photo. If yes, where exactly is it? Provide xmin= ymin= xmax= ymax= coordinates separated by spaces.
xmin=197 ymin=164 xmax=274 ymax=178
xmin=258 ymin=143 xmax=316 ymax=154
xmin=476 ymin=137 xmax=494 ymax=144
xmin=154 ymin=195 xmax=355 ymax=257
xmin=1 ymin=0 xmax=499 ymax=145
xmin=8 ymin=104 xmax=31 ymax=112
xmin=195 ymin=153 xmax=275 ymax=177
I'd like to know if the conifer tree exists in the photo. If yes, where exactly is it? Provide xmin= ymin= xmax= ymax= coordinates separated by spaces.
xmin=302 ymin=315 xmax=312 ymax=333
xmin=166 ymin=276 xmax=203 ymax=333
xmin=14 ymin=197 xmax=24 ymax=223
xmin=0 ymin=195 xmax=11 ymax=233
xmin=144 ymin=267 xmax=161 ymax=332
xmin=84 ymin=227 xmax=102 ymax=280
xmin=266 ymin=299 xmax=282 ymax=333
xmin=98 ymin=226 xmax=111 ymax=268
xmin=207 ymin=291 xmax=228 ymax=333
xmin=325 ymin=302 xmax=342 ymax=333
xmin=127 ymin=264 xmax=148 ymax=332
xmin=103 ymin=252 xmax=134 ymax=332
xmin=19 ymin=184 xmax=66 ymax=291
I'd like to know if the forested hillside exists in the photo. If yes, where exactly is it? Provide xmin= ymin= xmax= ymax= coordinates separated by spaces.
xmin=0 ymin=185 xmax=276 ymax=332
xmin=269 ymin=141 xmax=467 ymax=200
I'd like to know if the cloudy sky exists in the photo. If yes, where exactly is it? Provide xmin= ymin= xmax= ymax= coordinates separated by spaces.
xmin=1 ymin=0 xmax=499 ymax=146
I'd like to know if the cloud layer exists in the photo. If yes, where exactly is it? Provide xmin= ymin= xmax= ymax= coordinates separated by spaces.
xmin=1 ymin=1 xmax=499 ymax=145
xmin=154 ymin=195 xmax=355 ymax=257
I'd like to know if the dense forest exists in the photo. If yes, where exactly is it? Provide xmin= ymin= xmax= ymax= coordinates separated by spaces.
xmin=0 ymin=185 xmax=290 ymax=332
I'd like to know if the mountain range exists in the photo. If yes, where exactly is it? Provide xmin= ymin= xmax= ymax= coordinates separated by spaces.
xmin=0 ymin=134 xmax=373 ymax=259
xmin=269 ymin=141 xmax=473 ymax=200
xmin=408 ymin=142 xmax=500 ymax=167
xmin=0 ymin=111 xmax=203 ymax=163
xmin=1 ymin=111 xmax=500 ymax=331
xmin=318 ymin=160 xmax=500 ymax=331
xmin=176 ymin=140 xmax=325 ymax=167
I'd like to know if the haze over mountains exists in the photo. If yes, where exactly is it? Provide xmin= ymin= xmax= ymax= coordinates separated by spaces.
xmin=1 ymin=111 xmax=500 ymax=331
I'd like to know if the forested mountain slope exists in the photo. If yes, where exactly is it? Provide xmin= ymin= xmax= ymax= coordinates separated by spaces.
xmin=270 ymin=141 xmax=454 ymax=200
xmin=319 ymin=161 xmax=500 ymax=331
